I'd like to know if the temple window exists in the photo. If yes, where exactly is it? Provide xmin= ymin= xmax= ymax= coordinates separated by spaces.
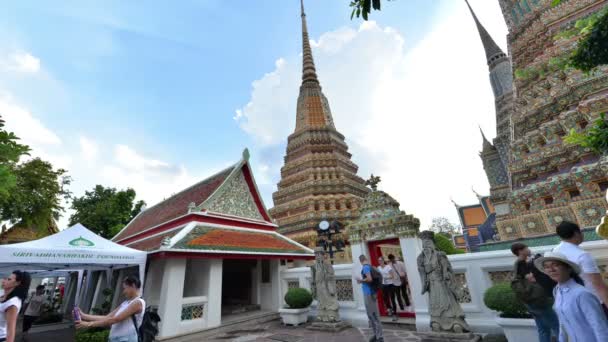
xmin=261 ymin=260 xmax=271 ymax=283
xmin=346 ymin=201 xmax=352 ymax=210
xmin=543 ymin=196 xmax=554 ymax=205
xmin=336 ymin=202 xmax=341 ymax=210
xmin=325 ymin=202 xmax=330 ymax=210
xmin=567 ymin=188 xmax=581 ymax=199
xmin=596 ymin=180 xmax=608 ymax=193
xmin=578 ymin=119 xmax=588 ymax=130
xmin=524 ymin=202 xmax=531 ymax=211
xmin=314 ymin=202 xmax=320 ymax=211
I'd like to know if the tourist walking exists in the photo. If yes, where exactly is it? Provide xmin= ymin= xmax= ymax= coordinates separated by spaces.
xmin=553 ymin=221 xmax=608 ymax=310
xmin=22 ymin=285 xmax=46 ymax=335
xmin=0 ymin=270 xmax=32 ymax=342
xmin=535 ymin=251 xmax=608 ymax=342
xmin=377 ymin=257 xmax=399 ymax=321
xmin=76 ymin=276 xmax=145 ymax=342
xmin=388 ymin=254 xmax=411 ymax=310
xmin=510 ymin=243 xmax=559 ymax=342
xmin=357 ymin=255 xmax=384 ymax=342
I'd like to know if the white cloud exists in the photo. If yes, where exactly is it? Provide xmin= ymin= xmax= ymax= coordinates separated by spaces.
xmin=12 ymin=52 xmax=41 ymax=73
xmin=0 ymin=94 xmax=61 ymax=146
xmin=79 ymin=136 xmax=98 ymax=162
xmin=0 ymin=51 xmax=41 ymax=73
xmin=236 ymin=0 xmax=508 ymax=228
xmin=101 ymin=146 xmax=198 ymax=206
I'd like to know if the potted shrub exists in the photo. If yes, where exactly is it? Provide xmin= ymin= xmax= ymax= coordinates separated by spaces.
xmin=279 ymin=287 xmax=313 ymax=326
xmin=483 ymin=283 xmax=537 ymax=342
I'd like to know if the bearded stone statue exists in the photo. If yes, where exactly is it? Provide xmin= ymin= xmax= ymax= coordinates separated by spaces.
xmin=417 ymin=231 xmax=470 ymax=333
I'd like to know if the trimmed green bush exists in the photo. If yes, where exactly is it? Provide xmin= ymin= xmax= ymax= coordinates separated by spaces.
xmin=284 ymin=287 xmax=313 ymax=309
xmin=483 ymin=283 xmax=530 ymax=318
xmin=75 ymin=329 xmax=109 ymax=342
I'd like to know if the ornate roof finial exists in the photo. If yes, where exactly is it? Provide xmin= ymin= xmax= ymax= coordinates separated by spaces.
xmin=465 ymin=0 xmax=506 ymax=66
xmin=365 ymin=174 xmax=381 ymax=191
xmin=450 ymin=197 xmax=461 ymax=208
xmin=479 ymin=126 xmax=494 ymax=152
xmin=472 ymin=186 xmax=482 ymax=198
xmin=300 ymin=0 xmax=319 ymax=85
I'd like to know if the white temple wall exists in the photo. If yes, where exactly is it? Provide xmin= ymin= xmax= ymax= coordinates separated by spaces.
xmin=280 ymin=240 xmax=608 ymax=333
xmin=144 ymin=258 xmax=165 ymax=308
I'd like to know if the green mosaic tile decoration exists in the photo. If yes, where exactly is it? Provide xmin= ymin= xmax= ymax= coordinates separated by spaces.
xmin=479 ymin=228 xmax=602 ymax=252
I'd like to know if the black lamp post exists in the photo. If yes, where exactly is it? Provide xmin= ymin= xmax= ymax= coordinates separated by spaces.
xmin=316 ymin=220 xmax=345 ymax=264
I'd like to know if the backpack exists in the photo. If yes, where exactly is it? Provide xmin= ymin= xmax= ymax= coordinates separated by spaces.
xmin=510 ymin=262 xmax=552 ymax=308
xmin=362 ymin=265 xmax=383 ymax=293
xmin=132 ymin=306 xmax=161 ymax=342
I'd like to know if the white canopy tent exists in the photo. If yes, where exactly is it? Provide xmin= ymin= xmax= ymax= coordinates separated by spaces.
xmin=0 ymin=223 xmax=147 ymax=305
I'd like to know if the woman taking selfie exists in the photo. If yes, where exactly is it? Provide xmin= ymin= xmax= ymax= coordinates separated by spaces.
xmin=76 ymin=276 xmax=144 ymax=342
xmin=0 ymin=271 xmax=32 ymax=342
xmin=535 ymin=252 xmax=608 ymax=342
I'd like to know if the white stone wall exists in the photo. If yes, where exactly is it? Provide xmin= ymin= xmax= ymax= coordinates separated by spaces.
xmin=280 ymin=240 xmax=608 ymax=333
xmin=144 ymin=257 xmax=283 ymax=340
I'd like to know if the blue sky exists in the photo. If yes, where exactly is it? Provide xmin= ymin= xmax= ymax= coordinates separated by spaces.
xmin=0 ymin=0 xmax=508 ymax=229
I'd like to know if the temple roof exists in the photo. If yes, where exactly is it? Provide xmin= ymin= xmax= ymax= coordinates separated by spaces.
xmin=0 ymin=220 xmax=59 ymax=245
xmin=113 ymin=149 xmax=273 ymax=244
xmin=348 ymin=185 xmax=419 ymax=239
xmin=465 ymin=0 xmax=506 ymax=65
xmin=112 ymin=166 xmax=234 ymax=242
xmin=170 ymin=225 xmax=312 ymax=256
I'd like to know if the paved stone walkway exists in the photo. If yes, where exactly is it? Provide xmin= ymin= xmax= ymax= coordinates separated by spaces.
xmin=205 ymin=320 xmax=441 ymax=342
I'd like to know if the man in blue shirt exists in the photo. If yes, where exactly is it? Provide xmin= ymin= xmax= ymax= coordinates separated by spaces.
xmin=357 ymin=254 xmax=384 ymax=342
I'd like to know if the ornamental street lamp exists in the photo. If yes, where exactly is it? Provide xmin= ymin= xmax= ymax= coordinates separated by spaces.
xmin=316 ymin=220 xmax=345 ymax=264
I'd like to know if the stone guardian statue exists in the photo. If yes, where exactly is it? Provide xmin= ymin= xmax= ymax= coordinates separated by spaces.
xmin=417 ymin=231 xmax=470 ymax=333
xmin=310 ymin=247 xmax=340 ymax=322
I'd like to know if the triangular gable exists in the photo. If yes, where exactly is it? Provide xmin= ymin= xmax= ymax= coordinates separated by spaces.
xmin=201 ymin=150 xmax=272 ymax=223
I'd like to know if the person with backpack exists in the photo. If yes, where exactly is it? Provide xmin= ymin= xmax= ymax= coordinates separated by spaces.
xmin=357 ymin=254 xmax=384 ymax=342
xmin=510 ymin=243 xmax=559 ymax=342
xmin=76 ymin=276 xmax=145 ymax=342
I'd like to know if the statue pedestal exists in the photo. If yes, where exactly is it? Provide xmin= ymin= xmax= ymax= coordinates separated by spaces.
xmin=306 ymin=320 xmax=351 ymax=332
xmin=414 ymin=332 xmax=481 ymax=342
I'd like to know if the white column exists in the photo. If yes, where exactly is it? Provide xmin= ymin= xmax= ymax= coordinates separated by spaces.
xmin=206 ymin=259 xmax=223 ymax=328
xmin=157 ymin=258 xmax=186 ymax=339
xmin=270 ymin=259 xmax=283 ymax=311
xmin=349 ymin=241 xmax=367 ymax=311
xmin=399 ymin=236 xmax=430 ymax=331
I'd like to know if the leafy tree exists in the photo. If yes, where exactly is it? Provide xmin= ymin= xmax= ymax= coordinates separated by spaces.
xmin=0 ymin=158 xmax=71 ymax=234
xmin=434 ymin=233 xmax=465 ymax=255
xmin=429 ymin=217 xmax=462 ymax=237
xmin=350 ymin=0 xmax=391 ymax=20
xmin=552 ymin=0 xmax=608 ymax=72
xmin=564 ymin=113 xmax=608 ymax=155
xmin=570 ymin=8 xmax=608 ymax=72
xmin=0 ymin=116 xmax=30 ymax=204
xmin=69 ymin=185 xmax=146 ymax=239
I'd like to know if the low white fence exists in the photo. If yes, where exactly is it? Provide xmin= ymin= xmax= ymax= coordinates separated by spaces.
xmin=280 ymin=240 xmax=608 ymax=332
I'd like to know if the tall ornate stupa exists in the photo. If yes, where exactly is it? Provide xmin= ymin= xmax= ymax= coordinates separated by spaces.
xmin=468 ymin=0 xmax=608 ymax=250
xmin=269 ymin=0 xmax=369 ymax=255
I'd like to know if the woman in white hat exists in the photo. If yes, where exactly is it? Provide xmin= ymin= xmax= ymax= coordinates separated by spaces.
xmin=535 ymin=251 xmax=608 ymax=342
